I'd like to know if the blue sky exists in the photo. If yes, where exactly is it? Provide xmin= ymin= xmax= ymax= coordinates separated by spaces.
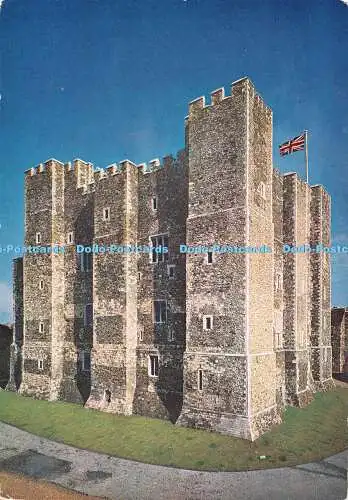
xmin=0 ymin=0 xmax=347 ymax=323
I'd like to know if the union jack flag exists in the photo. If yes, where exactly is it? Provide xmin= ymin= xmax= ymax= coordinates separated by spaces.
xmin=279 ymin=133 xmax=305 ymax=156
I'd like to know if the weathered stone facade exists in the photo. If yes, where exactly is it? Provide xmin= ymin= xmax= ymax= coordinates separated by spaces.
xmin=11 ymin=77 xmax=334 ymax=440
xmin=0 ymin=324 xmax=12 ymax=388
xmin=6 ymin=258 xmax=23 ymax=391
xmin=331 ymin=307 xmax=348 ymax=375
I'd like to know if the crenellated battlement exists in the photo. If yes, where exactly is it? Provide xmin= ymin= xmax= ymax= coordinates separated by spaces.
xmin=137 ymin=152 xmax=186 ymax=176
xmin=188 ymin=77 xmax=272 ymax=118
xmin=138 ymin=158 xmax=162 ymax=174
xmin=24 ymin=158 xmax=65 ymax=177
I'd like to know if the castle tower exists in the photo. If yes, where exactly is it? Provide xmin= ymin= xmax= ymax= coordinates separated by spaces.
xmin=61 ymin=158 xmax=95 ymax=403
xmin=177 ymin=77 xmax=281 ymax=440
xmin=85 ymin=160 xmax=139 ymax=414
xmin=133 ymin=154 xmax=188 ymax=422
xmin=310 ymin=186 xmax=334 ymax=389
xmin=19 ymin=160 xmax=67 ymax=399
xmin=282 ymin=173 xmax=313 ymax=406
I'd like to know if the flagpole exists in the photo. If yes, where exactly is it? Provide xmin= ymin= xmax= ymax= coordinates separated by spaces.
xmin=304 ymin=130 xmax=309 ymax=183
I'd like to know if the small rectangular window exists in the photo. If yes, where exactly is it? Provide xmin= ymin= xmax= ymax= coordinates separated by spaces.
xmin=78 ymin=253 xmax=92 ymax=272
xmin=167 ymin=265 xmax=175 ymax=279
xmin=152 ymin=197 xmax=157 ymax=210
xmin=139 ymin=326 xmax=144 ymax=341
xmin=207 ymin=251 xmax=213 ymax=264
xmin=168 ymin=329 xmax=175 ymax=342
xmin=39 ymin=322 xmax=44 ymax=333
xmin=67 ymin=232 xmax=74 ymax=244
xmin=84 ymin=304 xmax=93 ymax=327
xmin=198 ymin=369 xmax=203 ymax=391
xmin=103 ymin=207 xmax=110 ymax=221
xmin=154 ymin=300 xmax=167 ymax=324
xmin=149 ymin=355 xmax=159 ymax=377
xmin=203 ymin=315 xmax=213 ymax=330
xmin=39 ymin=280 xmax=44 ymax=290
xmin=36 ymin=232 xmax=41 ymax=244
xmin=38 ymin=359 xmax=44 ymax=370
xmin=150 ymin=234 xmax=169 ymax=263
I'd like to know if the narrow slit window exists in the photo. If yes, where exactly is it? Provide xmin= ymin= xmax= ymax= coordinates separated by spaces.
xmin=149 ymin=355 xmax=159 ymax=377
xmin=38 ymin=359 xmax=43 ymax=370
xmin=103 ymin=207 xmax=110 ymax=221
xmin=167 ymin=265 xmax=175 ymax=279
xmin=198 ymin=369 xmax=203 ymax=390
xmin=36 ymin=232 xmax=41 ymax=244
xmin=68 ymin=232 xmax=74 ymax=244
xmin=105 ymin=389 xmax=111 ymax=403
xmin=203 ymin=315 xmax=213 ymax=330
xmin=39 ymin=322 xmax=44 ymax=333
xmin=154 ymin=300 xmax=167 ymax=324
xmin=152 ymin=197 xmax=157 ymax=210
xmin=207 ymin=251 xmax=213 ymax=264
xmin=39 ymin=280 xmax=44 ymax=290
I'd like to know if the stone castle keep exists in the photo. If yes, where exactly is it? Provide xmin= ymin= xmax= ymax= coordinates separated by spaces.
xmin=8 ymin=77 xmax=334 ymax=441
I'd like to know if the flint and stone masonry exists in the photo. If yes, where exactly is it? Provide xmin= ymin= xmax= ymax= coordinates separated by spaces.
xmin=10 ymin=77 xmax=334 ymax=440
xmin=331 ymin=307 xmax=348 ymax=375
xmin=0 ymin=324 xmax=12 ymax=388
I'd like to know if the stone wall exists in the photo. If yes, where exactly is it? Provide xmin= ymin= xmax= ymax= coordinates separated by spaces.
xmin=134 ymin=152 xmax=188 ymax=422
xmin=20 ymin=161 xmax=58 ymax=399
xmin=283 ymin=173 xmax=313 ymax=406
xmin=310 ymin=186 xmax=334 ymax=390
xmin=0 ymin=325 xmax=12 ymax=388
xmin=331 ymin=307 xmax=346 ymax=374
xmin=15 ymin=76 xmax=334 ymax=441
xmin=62 ymin=159 xmax=94 ymax=403
xmin=7 ymin=257 xmax=23 ymax=391
xmin=177 ymin=78 xmax=281 ymax=440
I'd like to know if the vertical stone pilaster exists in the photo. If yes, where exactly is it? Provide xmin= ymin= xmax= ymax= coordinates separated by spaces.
xmin=310 ymin=186 xmax=334 ymax=390
xmin=283 ymin=174 xmax=313 ymax=407
xmin=124 ymin=161 xmax=138 ymax=414
xmin=331 ymin=307 xmax=346 ymax=374
xmin=6 ymin=258 xmax=23 ymax=392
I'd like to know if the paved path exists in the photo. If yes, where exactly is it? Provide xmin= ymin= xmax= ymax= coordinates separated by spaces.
xmin=0 ymin=422 xmax=346 ymax=500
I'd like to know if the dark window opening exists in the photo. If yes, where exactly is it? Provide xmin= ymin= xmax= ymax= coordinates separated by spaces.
xmin=198 ymin=369 xmax=203 ymax=390
xmin=150 ymin=234 xmax=169 ymax=263
xmin=207 ymin=251 xmax=213 ymax=264
xmin=82 ymin=352 xmax=91 ymax=371
xmin=105 ymin=389 xmax=111 ymax=403
xmin=149 ymin=355 xmax=159 ymax=377
xmin=154 ymin=300 xmax=167 ymax=324
xmin=79 ymin=252 xmax=92 ymax=272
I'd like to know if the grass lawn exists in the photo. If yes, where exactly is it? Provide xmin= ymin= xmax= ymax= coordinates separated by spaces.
xmin=0 ymin=387 xmax=347 ymax=471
